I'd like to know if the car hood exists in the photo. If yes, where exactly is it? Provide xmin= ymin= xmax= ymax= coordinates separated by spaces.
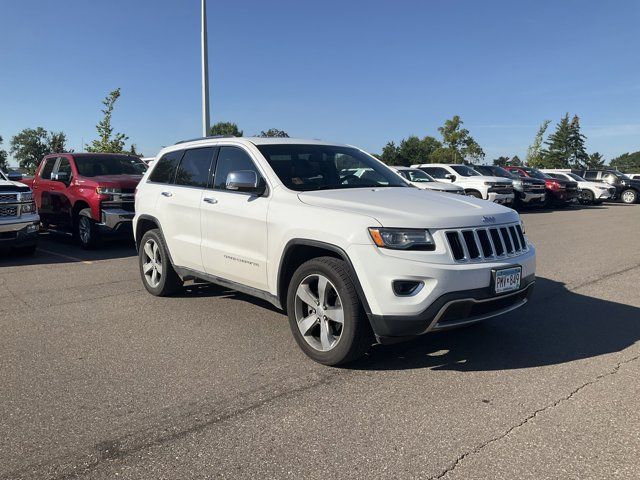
xmin=415 ymin=181 xmax=464 ymax=192
xmin=0 ymin=179 xmax=31 ymax=191
xmin=457 ymin=175 xmax=512 ymax=185
xmin=76 ymin=174 xmax=143 ymax=189
xmin=298 ymin=187 xmax=518 ymax=229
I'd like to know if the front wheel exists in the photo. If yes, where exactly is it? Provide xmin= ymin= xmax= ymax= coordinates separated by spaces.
xmin=138 ymin=229 xmax=182 ymax=296
xmin=466 ymin=190 xmax=483 ymax=199
xmin=77 ymin=215 xmax=99 ymax=249
xmin=620 ymin=189 xmax=638 ymax=204
xmin=287 ymin=257 xmax=373 ymax=366
xmin=580 ymin=190 xmax=595 ymax=205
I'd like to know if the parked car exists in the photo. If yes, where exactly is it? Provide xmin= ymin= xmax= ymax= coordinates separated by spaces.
xmin=22 ymin=153 xmax=147 ymax=248
xmin=474 ymin=165 xmax=546 ymax=208
xmin=412 ymin=163 xmax=514 ymax=204
xmin=393 ymin=167 xmax=466 ymax=194
xmin=575 ymin=169 xmax=640 ymax=204
xmin=626 ymin=173 xmax=640 ymax=180
xmin=0 ymin=169 xmax=39 ymax=254
xmin=504 ymin=166 xmax=579 ymax=207
xmin=541 ymin=170 xmax=614 ymax=205
xmin=134 ymin=137 xmax=536 ymax=365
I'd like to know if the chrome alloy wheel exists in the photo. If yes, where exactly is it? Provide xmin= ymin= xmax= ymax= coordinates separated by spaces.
xmin=142 ymin=239 xmax=163 ymax=288
xmin=78 ymin=216 xmax=92 ymax=245
xmin=622 ymin=190 xmax=636 ymax=204
xmin=294 ymin=274 xmax=344 ymax=352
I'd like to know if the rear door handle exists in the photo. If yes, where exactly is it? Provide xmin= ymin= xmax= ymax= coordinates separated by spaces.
xmin=161 ymin=191 xmax=173 ymax=197
xmin=203 ymin=197 xmax=217 ymax=204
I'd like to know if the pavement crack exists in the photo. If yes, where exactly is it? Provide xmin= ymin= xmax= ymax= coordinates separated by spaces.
xmin=429 ymin=354 xmax=640 ymax=479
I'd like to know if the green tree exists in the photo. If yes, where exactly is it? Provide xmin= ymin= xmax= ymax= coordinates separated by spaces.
xmin=259 ymin=128 xmax=289 ymax=138
xmin=541 ymin=114 xmax=572 ymax=168
xmin=0 ymin=135 xmax=8 ymax=171
xmin=610 ymin=151 xmax=640 ymax=173
xmin=586 ymin=152 xmax=605 ymax=169
xmin=510 ymin=155 xmax=523 ymax=166
xmin=10 ymin=127 xmax=68 ymax=173
xmin=380 ymin=141 xmax=400 ymax=165
xmin=86 ymin=88 xmax=129 ymax=153
xmin=210 ymin=122 xmax=243 ymax=137
xmin=525 ymin=120 xmax=551 ymax=168
xmin=493 ymin=156 xmax=510 ymax=167
xmin=128 ymin=144 xmax=142 ymax=157
xmin=396 ymin=135 xmax=443 ymax=166
xmin=437 ymin=115 xmax=484 ymax=163
xmin=568 ymin=115 xmax=588 ymax=168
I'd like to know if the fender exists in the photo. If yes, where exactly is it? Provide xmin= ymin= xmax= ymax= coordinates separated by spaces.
xmin=277 ymin=239 xmax=372 ymax=315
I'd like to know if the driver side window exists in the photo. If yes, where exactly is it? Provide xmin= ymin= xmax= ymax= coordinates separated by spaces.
xmin=214 ymin=146 xmax=262 ymax=191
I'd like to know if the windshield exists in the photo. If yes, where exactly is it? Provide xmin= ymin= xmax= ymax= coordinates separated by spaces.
xmin=74 ymin=154 xmax=147 ymax=177
xmin=478 ymin=166 xmax=515 ymax=179
xmin=403 ymin=169 xmax=434 ymax=182
xmin=566 ymin=173 xmax=585 ymax=182
xmin=451 ymin=165 xmax=481 ymax=177
xmin=526 ymin=168 xmax=551 ymax=180
xmin=256 ymin=144 xmax=408 ymax=191
xmin=0 ymin=170 xmax=7 ymax=181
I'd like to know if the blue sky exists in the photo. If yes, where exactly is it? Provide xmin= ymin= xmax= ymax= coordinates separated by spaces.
xmin=1 ymin=0 xmax=639 ymax=165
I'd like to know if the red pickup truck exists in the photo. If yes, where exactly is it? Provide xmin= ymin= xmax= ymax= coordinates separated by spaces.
xmin=23 ymin=153 xmax=147 ymax=248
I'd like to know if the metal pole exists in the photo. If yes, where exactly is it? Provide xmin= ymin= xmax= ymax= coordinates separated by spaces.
xmin=201 ymin=0 xmax=210 ymax=137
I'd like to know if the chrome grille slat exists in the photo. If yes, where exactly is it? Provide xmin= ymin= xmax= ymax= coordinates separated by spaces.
xmin=444 ymin=222 xmax=529 ymax=263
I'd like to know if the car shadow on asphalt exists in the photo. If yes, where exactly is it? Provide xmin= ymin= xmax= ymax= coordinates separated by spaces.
xmin=350 ymin=276 xmax=640 ymax=372
xmin=0 ymin=232 xmax=137 ymax=267
xmin=177 ymin=282 xmax=283 ymax=313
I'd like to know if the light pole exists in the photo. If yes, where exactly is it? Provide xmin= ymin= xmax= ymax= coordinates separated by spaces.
xmin=201 ymin=0 xmax=210 ymax=137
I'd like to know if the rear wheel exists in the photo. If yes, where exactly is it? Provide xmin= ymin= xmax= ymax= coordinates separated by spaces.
xmin=287 ymin=257 xmax=372 ymax=366
xmin=620 ymin=189 xmax=638 ymax=204
xmin=139 ymin=229 xmax=182 ymax=296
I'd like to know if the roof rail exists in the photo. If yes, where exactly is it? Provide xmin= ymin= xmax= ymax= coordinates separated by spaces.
xmin=175 ymin=135 xmax=236 ymax=145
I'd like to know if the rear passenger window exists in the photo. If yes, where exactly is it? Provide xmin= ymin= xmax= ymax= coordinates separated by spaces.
xmin=175 ymin=148 xmax=214 ymax=188
xmin=214 ymin=147 xmax=261 ymax=190
xmin=40 ymin=158 xmax=56 ymax=179
xmin=584 ymin=171 xmax=598 ymax=180
xmin=149 ymin=150 xmax=183 ymax=184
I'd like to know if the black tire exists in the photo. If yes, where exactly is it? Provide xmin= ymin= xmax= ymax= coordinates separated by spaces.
xmin=286 ymin=256 xmax=373 ymax=366
xmin=466 ymin=190 xmax=483 ymax=199
xmin=543 ymin=193 xmax=554 ymax=209
xmin=76 ymin=214 xmax=99 ymax=249
xmin=138 ymin=229 xmax=182 ymax=296
xmin=580 ymin=190 xmax=595 ymax=205
xmin=620 ymin=189 xmax=638 ymax=204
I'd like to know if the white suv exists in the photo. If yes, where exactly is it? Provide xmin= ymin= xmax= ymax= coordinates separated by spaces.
xmin=134 ymin=137 xmax=536 ymax=365
xmin=412 ymin=163 xmax=515 ymax=204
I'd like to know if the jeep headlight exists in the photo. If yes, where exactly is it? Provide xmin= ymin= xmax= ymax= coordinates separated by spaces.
xmin=368 ymin=228 xmax=435 ymax=251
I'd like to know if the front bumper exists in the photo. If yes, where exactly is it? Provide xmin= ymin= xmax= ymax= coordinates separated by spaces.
xmin=594 ymin=189 xmax=614 ymax=200
xmin=98 ymin=208 xmax=135 ymax=232
xmin=550 ymin=190 xmax=579 ymax=204
xmin=487 ymin=192 xmax=515 ymax=204
xmin=519 ymin=191 xmax=546 ymax=203
xmin=370 ymin=277 xmax=535 ymax=341
xmin=0 ymin=217 xmax=40 ymax=247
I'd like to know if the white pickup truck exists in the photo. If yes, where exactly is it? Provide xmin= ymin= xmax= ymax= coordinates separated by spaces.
xmin=0 ymin=170 xmax=39 ymax=254
xmin=134 ymin=137 xmax=536 ymax=365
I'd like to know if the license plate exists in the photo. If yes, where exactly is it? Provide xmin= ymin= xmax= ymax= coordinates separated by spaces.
xmin=493 ymin=266 xmax=521 ymax=294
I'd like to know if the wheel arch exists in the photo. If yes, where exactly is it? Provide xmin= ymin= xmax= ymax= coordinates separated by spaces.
xmin=135 ymin=214 xmax=161 ymax=250
xmin=277 ymin=239 xmax=372 ymax=316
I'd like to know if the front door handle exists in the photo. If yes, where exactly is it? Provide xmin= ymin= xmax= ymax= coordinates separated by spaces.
xmin=203 ymin=197 xmax=217 ymax=204
xmin=161 ymin=191 xmax=173 ymax=197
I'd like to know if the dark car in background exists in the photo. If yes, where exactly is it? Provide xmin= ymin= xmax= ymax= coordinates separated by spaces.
xmin=505 ymin=166 xmax=579 ymax=207
xmin=474 ymin=165 xmax=546 ymax=209
xmin=575 ymin=169 xmax=640 ymax=204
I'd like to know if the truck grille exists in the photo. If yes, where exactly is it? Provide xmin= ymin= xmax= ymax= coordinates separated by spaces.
xmin=0 ymin=194 xmax=19 ymax=203
xmin=488 ymin=185 xmax=513 ymax=194
xmin=445 ymin=223 xmax=528 ymax=262
xmin=0 ymin=205 xmax=19 ymax=217
xmin=524 ymin=184 xmax=545 ymax=193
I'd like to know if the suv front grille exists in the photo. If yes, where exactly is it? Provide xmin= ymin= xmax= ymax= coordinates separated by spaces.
xmin=0 ymin=194 xmax=19 ymax=203
xmin=0 ymin=205 xmax=19 ymax=217
xmin=445 ymin=223 xmax=528 ymax=262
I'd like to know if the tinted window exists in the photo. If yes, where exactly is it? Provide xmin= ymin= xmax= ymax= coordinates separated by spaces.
xmin=256 ymin=144 xmax=406 ymax=191
xmin=583 ymin=171 xmax=598 ymax=180
xmin=75 ymin=155 xmax=147 ymax=177
xmin=57 ymin=158 xmax=72 ymax=176
xmin=421 ymin=167 xmax=449 ymax=179
xmin=451 ymin=165 xmax=480 ymax=177
xmin=175 ymin=148 xmax=214 ymax=188
xmin=214 ymin=147 xmax=261 ymax=190
xmin=40 ymin=158 xmax=56 ymax=179
xmin=149 ymin=150 xmax=183 ymax=184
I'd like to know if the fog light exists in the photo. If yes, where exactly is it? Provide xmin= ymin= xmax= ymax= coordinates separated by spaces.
xmin=27 ymin=223 xmax=38 ymax=233
xmin=392 ymin=280 xmax=423 ymax=296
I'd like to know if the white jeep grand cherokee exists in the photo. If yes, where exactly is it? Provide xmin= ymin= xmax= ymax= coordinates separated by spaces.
xmin=134 ymin=137 xmax=536 ymax=365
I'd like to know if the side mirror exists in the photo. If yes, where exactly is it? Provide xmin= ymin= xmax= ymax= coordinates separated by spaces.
xmin=7 ymin=171 xmax=22 ymax=181
xmin=226 ymin=170 xmax=265 ymax=195
xmin=51 ymin=172 xmax=69 ymax=183
xmin=445 ymin=173 xmax=456 ymax=182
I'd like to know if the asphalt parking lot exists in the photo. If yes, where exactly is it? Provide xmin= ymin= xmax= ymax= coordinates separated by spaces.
xmin=1 ymin=203 xmax=639 ymax=480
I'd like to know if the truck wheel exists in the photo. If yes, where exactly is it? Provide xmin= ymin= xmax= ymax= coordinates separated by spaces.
xmin=620 ymin=189 xmax=638 ymax=204
xmin=139 ymin=229 xmax=182 ymax=296
xmin=76 ymin=215 xmax=99 ymax=249
xmin=286 ymin=256 xmax=373 ymax=366
xmin=580 ymin=190 xmax=594 ymax=205
xmin=466 ymin=190 xmax=483 ymax=199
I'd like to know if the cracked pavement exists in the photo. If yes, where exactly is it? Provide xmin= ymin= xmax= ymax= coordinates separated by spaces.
xmin=1 ymin=203 xmax=639 ymax=479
